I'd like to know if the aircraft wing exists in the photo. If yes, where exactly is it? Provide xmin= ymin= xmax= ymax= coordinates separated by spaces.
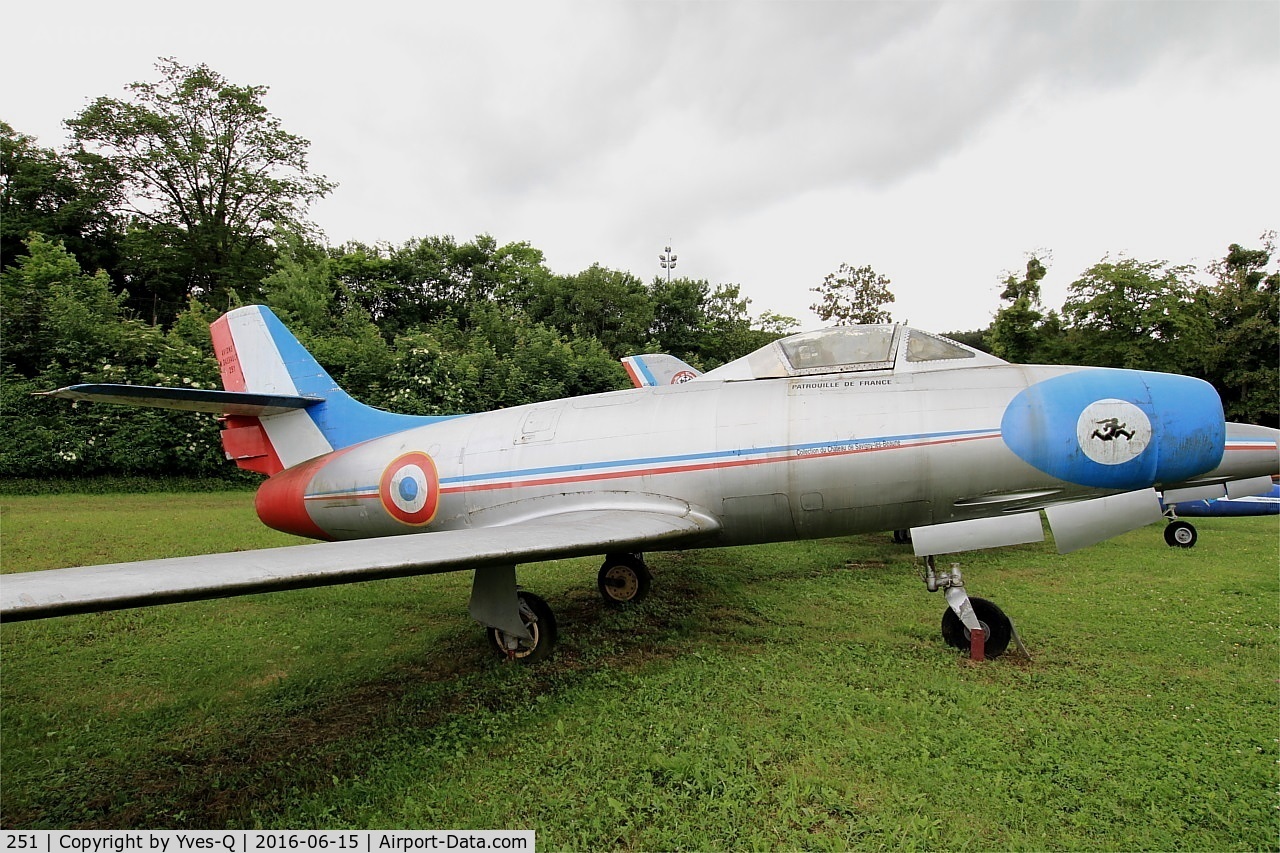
xmin=39 ymin=384 xmax=323 ymax=416
xmin=0 ymin=509 xmax=720 ymax=622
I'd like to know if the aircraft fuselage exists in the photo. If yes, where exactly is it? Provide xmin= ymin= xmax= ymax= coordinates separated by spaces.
xmin=257 ymin=362 xmax=1229 ymax=549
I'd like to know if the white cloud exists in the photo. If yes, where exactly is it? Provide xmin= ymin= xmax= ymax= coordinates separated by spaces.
xmin=4 ymin=0 xmax=1276 ymax=334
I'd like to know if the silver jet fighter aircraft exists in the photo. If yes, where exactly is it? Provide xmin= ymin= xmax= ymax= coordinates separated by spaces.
xmin=5 ymin=306 xmax=1277 ymax=661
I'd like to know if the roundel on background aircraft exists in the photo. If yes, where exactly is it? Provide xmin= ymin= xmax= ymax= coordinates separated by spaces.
xmin=1000 ymin=369 xmax=1225 ymax=489
xmin=379 ymin=451 xmax=440 ymax=526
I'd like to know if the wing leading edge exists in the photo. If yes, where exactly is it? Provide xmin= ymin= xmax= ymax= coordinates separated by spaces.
xmin=0 ymin=509 xmax=720 ymax=622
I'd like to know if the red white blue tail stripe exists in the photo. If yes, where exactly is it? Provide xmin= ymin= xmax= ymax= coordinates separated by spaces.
xmin=212 ymin=305 xmax=453 ymax=474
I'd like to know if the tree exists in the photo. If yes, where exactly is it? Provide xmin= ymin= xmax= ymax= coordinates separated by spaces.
xmin=66 ymin=58 xmax=336 ymax=318
xmin=1059 ymin=257 xmax=1210 ymax=373
xmin=647 ymin=276 xmax=710 ymax=358
xmin=696 ymin=283 xmax=787 ymax=367
xmin=516 ymin=264 xmax=653 ymax=357
xmin=986 ymin=254 xmax=1049 ymax=363
xmin=360 ymin=234 xmax=553 ymax=335
xmin=1201 ymin=235 xmax=1279 ymax=426
xmin=810 ymin=263 xmax=894 ymax=325
xmin=0 ymin=121 xmax=121 ymax=279
xmin=0 ymin=235 xmax=233 ymax=479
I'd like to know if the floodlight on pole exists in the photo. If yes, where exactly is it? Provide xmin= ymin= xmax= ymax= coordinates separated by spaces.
xmin=659 ymin=245 xmax=678 ymax=283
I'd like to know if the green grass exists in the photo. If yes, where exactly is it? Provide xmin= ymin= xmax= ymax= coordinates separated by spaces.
xmin=1 ymin=492 xmax=1277 ymax=849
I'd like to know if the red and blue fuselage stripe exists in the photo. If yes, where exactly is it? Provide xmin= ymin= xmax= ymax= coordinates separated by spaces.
xmin=303 ymin=427 xmax=1001 ymax=503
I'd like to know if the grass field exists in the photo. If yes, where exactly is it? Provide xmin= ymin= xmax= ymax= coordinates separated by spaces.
xmin=1 ymin=492 xmax=1277 ymax=849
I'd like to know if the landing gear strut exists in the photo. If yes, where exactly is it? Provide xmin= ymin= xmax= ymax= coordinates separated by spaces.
xmin=598 ymin=553 xmax=652 ymax=607
xmin=923 ymin=557 xmax=1017 ymax=660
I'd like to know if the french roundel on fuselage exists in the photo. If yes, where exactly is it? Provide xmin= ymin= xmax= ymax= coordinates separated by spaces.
xmin=379 ymin=451 xmax=440 ymax=526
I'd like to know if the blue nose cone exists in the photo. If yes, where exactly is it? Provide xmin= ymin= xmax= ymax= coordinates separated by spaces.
xmin=1001 ymin=369 xmax=1225 ymax=489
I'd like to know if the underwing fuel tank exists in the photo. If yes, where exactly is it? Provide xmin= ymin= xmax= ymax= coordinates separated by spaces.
xmin=1000 ymin=368 xmax=1225 ymax=488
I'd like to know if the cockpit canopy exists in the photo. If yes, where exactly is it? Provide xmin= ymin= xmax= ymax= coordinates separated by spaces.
xmin=697 ymin=325 xmax=1006 ymax=381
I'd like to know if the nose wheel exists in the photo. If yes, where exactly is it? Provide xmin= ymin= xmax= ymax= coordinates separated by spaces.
xmin=941 ymin=596 xmax=1012 ymax=658
xmin=923 ymin=557 xmax=1019 ymax=660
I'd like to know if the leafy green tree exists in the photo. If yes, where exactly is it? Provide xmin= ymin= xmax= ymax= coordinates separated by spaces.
xmin=1201 ymin=235 xmax=1279 ymax=426
xmin=986 ymin=255 xmax=1049 ymax=363
xmin=756 ymin=310 xmax=799 ymax=337
xmin=647 ymin=276 xmax=710 ymax=358
xmin=0 ymin=121 xmax=121 ymax=279
xmin=942 ymin=328 xmax=992 ymax=353
xmin=1 ymin=233 xmax=135 ymax=378
xmin=695 ymin=284 xmax=787 ymax=367
xmin=66 ymin=58 xmax=335 ymax=320
xmin=1059 ymin=257 xmax=1211 ymax=373
xmin=810 ymin=263 xmax=895 ymax=325
xmin=521 ymin=264 xmax=654 ymax=357
xmin=384 ymin=310 xmax=625 ymax=416
xmin=0 ymin=236 xmax=230 ymax=479
xmin=364 ymin=235 xmax=552 ymax=335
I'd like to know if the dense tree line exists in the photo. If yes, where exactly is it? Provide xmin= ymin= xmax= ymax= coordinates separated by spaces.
xmin=1 ymin=59 xmax=1275 ymax=482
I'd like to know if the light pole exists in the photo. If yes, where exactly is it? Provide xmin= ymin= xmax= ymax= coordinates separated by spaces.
xmin=659 ymin=245 xmax=678 ymax=283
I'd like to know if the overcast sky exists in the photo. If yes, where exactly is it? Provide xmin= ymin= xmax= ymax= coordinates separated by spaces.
xmin=4 ymin=1 xmax=1277 ymax=333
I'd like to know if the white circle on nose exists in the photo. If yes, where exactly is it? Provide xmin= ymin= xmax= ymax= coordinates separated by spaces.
xmin=1077 ymin=399 xmax=1151 ymax=465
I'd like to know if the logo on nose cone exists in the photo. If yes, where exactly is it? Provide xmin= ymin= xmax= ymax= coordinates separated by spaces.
xmin=1077 ymin=399 xmax=1150 ymax=465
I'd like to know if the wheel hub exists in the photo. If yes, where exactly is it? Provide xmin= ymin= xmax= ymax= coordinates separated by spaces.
xmin=603 ymin=566 xmax=639 ymax=601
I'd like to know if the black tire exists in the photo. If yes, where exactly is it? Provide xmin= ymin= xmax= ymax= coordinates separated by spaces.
xmin=1164 ymin=520 xmax=1198 ymax=548
xmin=941 ymin=597 xmax=1012 ymax=658
xmin=597 ymin=554 xmax=652 ymax=606
xmin=892 ymin=529 xmax=912 ymax=545
xmin=488 ymin=591 xmax=558 ymax=664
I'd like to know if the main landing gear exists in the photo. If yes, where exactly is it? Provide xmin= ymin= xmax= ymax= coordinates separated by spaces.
xmin=469 ymin=565 xmax=560 ymax=664
xmin=923 ymin=556 xmax=1018 ymax=660
xmin=486 ymin=590 xmax=558 ymax=663
xmin=597 ymin=552 xmax=652 ymax=607
xmin=470 ymin=553 xmax=654 ymax=664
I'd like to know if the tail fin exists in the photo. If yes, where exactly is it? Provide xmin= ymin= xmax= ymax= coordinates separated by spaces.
xmin=212 ymin=305 xmax=446 ymax=474
xmin=621 ymin=353 xmax=702 ymax=388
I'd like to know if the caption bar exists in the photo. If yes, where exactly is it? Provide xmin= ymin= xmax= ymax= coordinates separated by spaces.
xmin=4 ymin=833 xmax=533 ymax=853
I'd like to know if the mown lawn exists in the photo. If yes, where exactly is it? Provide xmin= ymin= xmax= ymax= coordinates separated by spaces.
xmin=1 ymin=492 xmax=1276 ymax=850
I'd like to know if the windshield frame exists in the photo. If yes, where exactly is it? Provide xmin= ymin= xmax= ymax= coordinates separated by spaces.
xmin=775 ymin=325 xmax=902 ymax=376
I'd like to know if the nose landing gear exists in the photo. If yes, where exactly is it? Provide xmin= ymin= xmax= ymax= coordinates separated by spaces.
xmin=923 ymin=556 xmax=1018 ymax=660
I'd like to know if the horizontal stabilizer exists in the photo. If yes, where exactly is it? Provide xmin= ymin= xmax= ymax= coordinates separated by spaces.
xmin=0 ymin=508 xmax=720 ymax=622
xmin=40 ymin=384 xmax=322 ymax=416
xmin=911 ymin=512 xmax=1045 ymax=557
xmin=1044 ymin=489 xmax=1163 ymax=554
